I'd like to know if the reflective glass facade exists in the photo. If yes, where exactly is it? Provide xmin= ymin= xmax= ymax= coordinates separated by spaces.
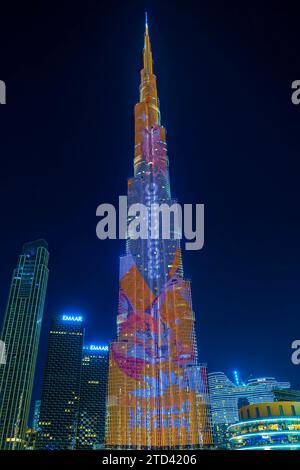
xmin=37 ymin=315 xmax=84 ymax=449
xmin=0 ymin=240 xmax=49 ymax=449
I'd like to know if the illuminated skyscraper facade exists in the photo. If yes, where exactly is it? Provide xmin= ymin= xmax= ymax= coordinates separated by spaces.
xmin=106 ymin=19 xmax=211 ymax=449
xmin=0 ymin=240 xmax=49 ymax=450
xmin=37 ymin=315 xmax=84 ymax=450
xmin=77 ymin=345 xmax=109 ymax=449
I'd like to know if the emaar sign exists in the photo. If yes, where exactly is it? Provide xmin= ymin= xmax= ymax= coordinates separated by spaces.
xmin=89 ymin=345 xmax=109 ymax=351
xmin=62 ymin=315 xmax=83 ymax=322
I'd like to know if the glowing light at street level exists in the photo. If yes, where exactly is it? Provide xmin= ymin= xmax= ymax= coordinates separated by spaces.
xmin=230 ymin=430 xmax=300 ymax=441
xmin=228 ymin=417 xmax=300 ymax=429
xmin=239 ymin=444 xmax=300 ymax=450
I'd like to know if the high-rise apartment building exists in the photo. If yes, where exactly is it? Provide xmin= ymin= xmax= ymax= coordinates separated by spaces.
xmin=0 ymin=240 xmax=49 ymax=450
xmin=77 ymin=344 xmax=109 ymax=449
xmin=106 ymin=18 xmax=211 ymax=449
xmin=37 ymin=315 xmax=84 ymax=450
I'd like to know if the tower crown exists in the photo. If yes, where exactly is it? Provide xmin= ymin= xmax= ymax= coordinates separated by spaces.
xmin=139 ymin=13 xmax=158 ymax=110
xmin=143 ymin=12 xmax=153 ymax=75
xmin=134 ymin=14 xmax=163 ymax=174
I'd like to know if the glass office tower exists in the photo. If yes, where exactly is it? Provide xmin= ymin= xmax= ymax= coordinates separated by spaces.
xmin=0 ymin=240 xmax=49 ymax=450
xmin=106 ymin=19 xmax=211 ymax=449
xmin=77 ymin=345 xmax=109 ymax=449
xmin=37 ymin=315 xmax=84 ymax=450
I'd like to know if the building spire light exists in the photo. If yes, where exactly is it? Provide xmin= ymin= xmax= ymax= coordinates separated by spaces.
xmin=145 ymin=11 xmax=148 ymax=31
xmin=143 ymin=12 xmax=153 ymax=75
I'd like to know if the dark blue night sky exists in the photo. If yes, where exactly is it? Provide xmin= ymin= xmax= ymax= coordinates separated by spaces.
xmin=0 ymin=1 xmax=299 ymax=422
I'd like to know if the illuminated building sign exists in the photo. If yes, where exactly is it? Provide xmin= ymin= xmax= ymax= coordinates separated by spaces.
xmin=62 ymin=315 xmax=83 ymax=322
xmin=85 ymin=344 xmax=109 ymax=352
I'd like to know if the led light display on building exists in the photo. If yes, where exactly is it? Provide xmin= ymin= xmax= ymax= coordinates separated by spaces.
xmin=105 ymin=18 xmax=212 ymax=449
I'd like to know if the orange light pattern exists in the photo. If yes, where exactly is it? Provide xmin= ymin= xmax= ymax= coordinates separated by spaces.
xmin=106 ymin=21 xmax=212 ymax=449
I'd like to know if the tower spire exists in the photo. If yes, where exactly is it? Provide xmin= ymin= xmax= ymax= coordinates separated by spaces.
xmin=143 ymin=12 xmax=153 ymax=75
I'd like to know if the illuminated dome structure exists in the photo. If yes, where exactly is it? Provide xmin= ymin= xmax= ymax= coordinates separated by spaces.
xmin=228 ymin=401 xmax=300 ymax=450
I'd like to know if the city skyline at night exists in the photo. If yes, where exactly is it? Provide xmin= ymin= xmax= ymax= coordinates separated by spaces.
xmin=0 ymin=1 xmax=300 ymax=454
